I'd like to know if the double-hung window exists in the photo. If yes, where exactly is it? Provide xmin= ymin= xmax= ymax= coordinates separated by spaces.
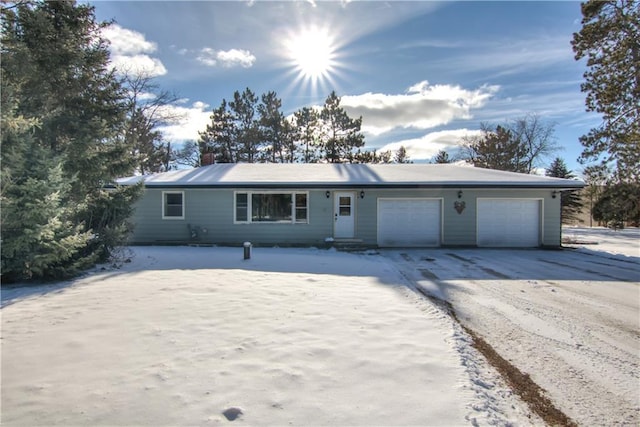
xmin=162 ymin=191 xmax=184 ymax=219
xmin=235 ymin=192 xmax=308 ymax=224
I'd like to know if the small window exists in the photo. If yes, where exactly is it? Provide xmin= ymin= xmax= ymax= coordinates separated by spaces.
xmin=163 ymin=191 xmax=184 ymax=219
xmin=236 ymin=193 xmax=248 ymax=222
xmin=295 ymin=193 xmax=308 ymax=223
xmin=339 ymin=196 xmax=351 ymax=216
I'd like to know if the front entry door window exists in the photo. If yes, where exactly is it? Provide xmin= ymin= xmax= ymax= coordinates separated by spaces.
xmin=334 ymin=192 xmax=355 ymax=238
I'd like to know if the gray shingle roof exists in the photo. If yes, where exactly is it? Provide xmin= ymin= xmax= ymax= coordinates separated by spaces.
xmin=116 ymin=163 xmax=584 ymax=189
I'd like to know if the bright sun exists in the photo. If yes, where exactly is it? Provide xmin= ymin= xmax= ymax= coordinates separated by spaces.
xmin=286 ymin=27 xmax=337 ymax=82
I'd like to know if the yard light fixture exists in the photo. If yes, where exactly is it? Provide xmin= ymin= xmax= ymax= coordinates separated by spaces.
xmin=326 ymin=191 xmax=331 ymax=198
xmin=457 ymin=190 xmax=463 ymax=199
xmin=360 ymin=190 xmax=365 ymax=199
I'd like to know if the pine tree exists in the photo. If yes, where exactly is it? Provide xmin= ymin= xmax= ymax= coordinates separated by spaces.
xmin=293 ymin=107 xmax=321 ymax=163
xmin=462 ymin=116 xmax=558 ymax=173
xmin=545 ymin=158 xmax=584 ymax=224
xmin=199 ymin=99 xmax=237 ymax=163
xmin=592 ymin=182 xmax=640 ymax=228
xmin=229 ymin=88 xmax=262 ymax=163
xmin=463 ymin=125 xmax=529 ymax=172
xmin=258 ymin=91 xmax=287 ymax=163
xmin=572 ymin=0 xmax=639 ymax=182
xmin=433 ymin=150 xmax=451 ymax=164
xmin=319 ymin=91 xmax=365 ymax=163
xmin=394 ymin=146 xmax=412 ymax=163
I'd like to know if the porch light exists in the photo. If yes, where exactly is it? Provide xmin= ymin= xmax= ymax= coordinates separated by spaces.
xmin=552 ymin=191 xmax=558 ymax=199
xmin=457 ymin=190 xmax=463 ymax=199
xmin=360 ymin=191 xmax=365 ymax=199
xmin=326 ymin=191 xmax=331 ymax=198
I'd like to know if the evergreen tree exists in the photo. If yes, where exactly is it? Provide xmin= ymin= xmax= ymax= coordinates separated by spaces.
xmin=319 ymin=91 xmax=365 ymax=163
xmin=293 ymin=107 xmax=321 ymax=163
xmin=433 ymin=150 xmax=451 ymax=164
xmin=1 ymin=0 xmax=141 ymax=281
xmin=379 ymin=150 xmax=393 ymax=164
xmin=463 ymin=125 xmax=529 ymax=172
xmin=229 ymin=88 xmax=261 ymax=163
xmin=280 ymin=118 xmax=298 ymax=163
xmin=1 ymin=108 xmax=92 ymax=281
xmin=572 ymin=0 xmax=640 ymax=182
xmin=462 ymin=116 xmax=557 ymax=173
xmin=592 ymin=182 xmax=640 ymax=228
xmin=394 ymin=146 xmax=412 ymax=163
xmin=545 ymin=158 xmax=584 ymax=224
xmin=198 ymin=99 xmax=236 ymax=163
xmin=582 ymin=164 xmax=609 ymax=226
xmin=258 ymin=91 xmax=287 ymax=163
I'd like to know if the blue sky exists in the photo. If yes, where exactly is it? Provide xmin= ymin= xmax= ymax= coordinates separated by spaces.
xmin=93 ymin=0 xmax=599 ymax=173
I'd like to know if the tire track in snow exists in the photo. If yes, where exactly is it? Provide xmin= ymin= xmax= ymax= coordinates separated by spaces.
xmin=384 ymin=249 xmax=640 ymax=426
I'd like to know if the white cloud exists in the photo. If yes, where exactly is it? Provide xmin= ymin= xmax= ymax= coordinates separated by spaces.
xmin=379 ymin=128 xmax=484 ymax=160
xmin=192 ymin=101 xmax=210 ymax=110
xmin=196 ymin=48 xmax=256 ymax=68
xmin=341 ymin=81 xmax=499 ymax=136
xmin=102 ymin=24 xmax=156 ymax=56
xmin=110 ymin=54 xmax=167 ymax=77
xmin=101 ymin=24 xmax=167 ymax=77
xmin=156 ymin=101 xmax=211 ymax=142
xmin=196 ymin=48 xmax=218 ymax=66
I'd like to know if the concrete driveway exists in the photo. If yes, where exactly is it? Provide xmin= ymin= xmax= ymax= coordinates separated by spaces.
xmin=383 ymin=246 xmax=640 ymax=426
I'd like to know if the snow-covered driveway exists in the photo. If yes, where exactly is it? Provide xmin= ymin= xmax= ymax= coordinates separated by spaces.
xmin=384 ymin=229 xmax=640 ymax=426
xmin=1 ymin=246 xmax=535 ymax=426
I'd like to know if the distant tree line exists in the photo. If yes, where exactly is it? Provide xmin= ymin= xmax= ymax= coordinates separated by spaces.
xmin=195 ymin=89 xmax=411 ymax=165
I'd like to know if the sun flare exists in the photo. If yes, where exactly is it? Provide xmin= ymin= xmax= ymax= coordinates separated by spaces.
xmin=287 ymin=27 xmax=337 ymax=81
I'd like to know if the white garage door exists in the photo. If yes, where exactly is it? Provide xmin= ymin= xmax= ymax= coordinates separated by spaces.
xmin=378 ymin=198 xmax=441 ymax=247
xmin=477 ymin=199 xmax=541 ymax=247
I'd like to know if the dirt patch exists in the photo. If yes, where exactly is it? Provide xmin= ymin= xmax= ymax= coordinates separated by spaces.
xmin=416 ymin=287 xmax=577 ymax=427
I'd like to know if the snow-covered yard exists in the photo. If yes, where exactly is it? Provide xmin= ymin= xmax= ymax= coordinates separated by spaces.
xmin=1 ymin=246 xmax=534 ymax=426
xmin=1 ymin=227 xmax=637 ymax=426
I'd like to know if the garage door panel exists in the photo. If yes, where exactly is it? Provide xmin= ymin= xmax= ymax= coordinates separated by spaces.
xmin=477 ymin=199 xmax=540 ymax=247
xmin=378 ymin=199 xmax=441 ymax=247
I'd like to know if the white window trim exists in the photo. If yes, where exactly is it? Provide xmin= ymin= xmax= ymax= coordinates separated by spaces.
xmin=162 ymin=191 xmax=185 ymax=220
xmin=234 ymin=191 xmax=309 ymax=224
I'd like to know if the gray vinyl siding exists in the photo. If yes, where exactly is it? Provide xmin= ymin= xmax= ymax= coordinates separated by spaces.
xmin=358 ymin=188 xmax=560 ymax=247
xmin=128 ymin=186 xmax=562 ymax=247
xmin=129 ymin=188 xmax=334 ymax=246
